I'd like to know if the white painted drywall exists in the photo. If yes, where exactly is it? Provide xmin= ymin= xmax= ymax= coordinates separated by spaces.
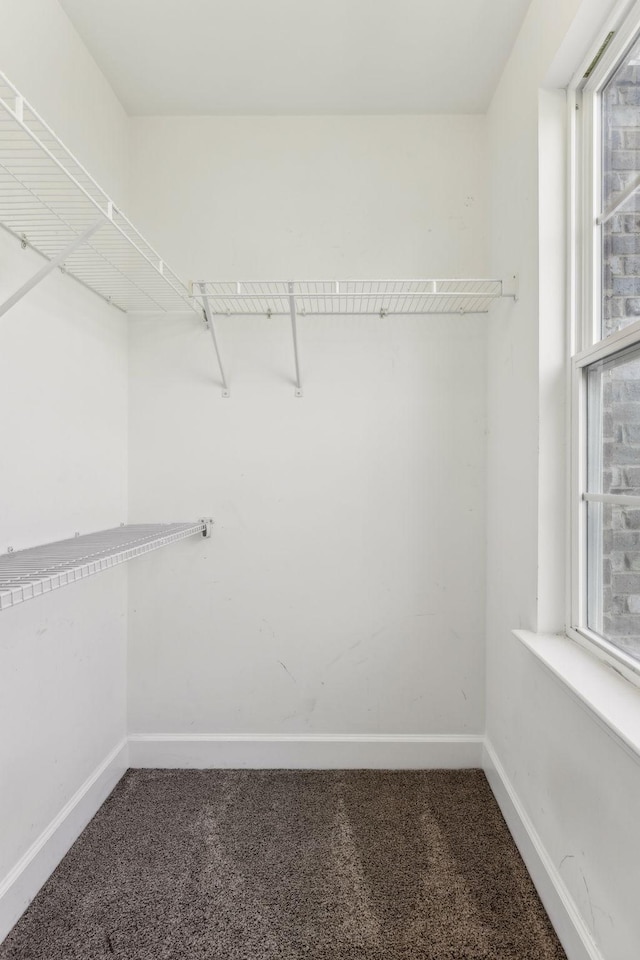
xmin=126 ymin=115 xmax=488 ymax=737
xmin=0 ymin=0 xmax=129 ymax=925
xmin=486 ymin=0 xmax=640 ymax=957
xmin=0 ymin=232 xmax=128 ymax=552
xmin=0 ymin=570 xmax=127 ymax=882
xmin=127 ymin=115 xmax=487 ymax=281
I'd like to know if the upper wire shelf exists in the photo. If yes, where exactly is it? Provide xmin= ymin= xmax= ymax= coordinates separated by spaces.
xmin=191 ymin=277 xmax=517 ymax=397
xmin=0 ymin=522 xmax=211 ymax=611
xmin=0 ymin=73 xmax=197 ymax=315
xmin=191 ymin=278 xmax=508 ymax=317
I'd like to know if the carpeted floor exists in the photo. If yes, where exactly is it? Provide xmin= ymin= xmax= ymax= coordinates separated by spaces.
xmin=0 ymin=769 xmax=567 ymax=960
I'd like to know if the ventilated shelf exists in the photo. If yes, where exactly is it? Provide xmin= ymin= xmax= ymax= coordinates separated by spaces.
xmin=0 ymin=522 xmax=210 ymax=611
xmin=192 ymin=278 xmax=516 ymax=397
xmin=0 ymin=73 xmax=197 ymax=316
xmin=192 ymin=279 xmax=509 ymax=317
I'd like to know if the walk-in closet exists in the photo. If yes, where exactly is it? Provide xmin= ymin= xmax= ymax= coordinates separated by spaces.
xmin=1 ymin=2 xmax=639 ymax=958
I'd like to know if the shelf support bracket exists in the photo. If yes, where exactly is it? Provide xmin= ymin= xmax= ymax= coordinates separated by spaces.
xmin=288 ymin=281 xmax=303 ymax=397
xmin=199 ymin=517 xmax=214 ymax=537
xmin=198 ymin=283 xmax=230 ymax=397
xmin=0 ymin=218 xmax=105 ymax=319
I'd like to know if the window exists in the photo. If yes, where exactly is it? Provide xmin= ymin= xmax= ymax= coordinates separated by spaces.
xmin=571 ymin=6 xmax=640 ymax=678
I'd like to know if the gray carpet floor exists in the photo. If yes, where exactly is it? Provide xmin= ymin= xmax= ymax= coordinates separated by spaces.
xmin=0 ymin=769 xmax=567 ymax=959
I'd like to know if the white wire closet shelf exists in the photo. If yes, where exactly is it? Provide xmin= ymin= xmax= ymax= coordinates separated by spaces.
xmin=192 ymin=278 xmax=517 ymax=397
xmin=192 ymin=279 xmax=509 ymax=316
xmin=0 ymin=522 xmax=211 ymax=611
xmin=0 ymin=72 xmax=197 ymax=316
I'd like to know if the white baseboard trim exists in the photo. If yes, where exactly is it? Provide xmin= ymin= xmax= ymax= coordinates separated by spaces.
xmin=128 ymin=733 xmax=484 ymax=769
xmin=483 ymin=740 xmax=603 ymax=960
xmin=0 ymin=738 xmax=128 ymax=945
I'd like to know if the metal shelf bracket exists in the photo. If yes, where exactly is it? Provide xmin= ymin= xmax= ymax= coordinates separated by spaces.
xmin=288 ymin=281 xmax=303 ymax=397
xmin=0 ymin=218 xmax=105 ymax=319
xmin=200 ymin=517 xmax=214 ymax=538
xmin=198 ymin=282 xmax=230 ymax=397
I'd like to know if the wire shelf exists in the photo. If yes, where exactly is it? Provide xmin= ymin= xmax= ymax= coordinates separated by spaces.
xmin=0 ymin=523 xmax=207 ymax=610
xmin=0 ymin=73 xmax=196 ymax=315
xmin=191 ymin=279 xmax=507 ymax=317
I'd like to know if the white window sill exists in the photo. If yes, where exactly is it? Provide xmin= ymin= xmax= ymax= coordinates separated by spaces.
xmin=513 ymin=630 xmax=640 ymax=764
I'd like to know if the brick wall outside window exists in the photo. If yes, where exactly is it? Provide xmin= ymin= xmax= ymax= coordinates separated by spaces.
xmin=600 ymin=52 xmax=640 ymax=658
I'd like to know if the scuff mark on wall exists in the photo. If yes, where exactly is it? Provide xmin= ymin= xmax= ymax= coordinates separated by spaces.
xmin=582 ymin=873 xmax=596 ymax=936
xmin=277 ymin=660 xmax=297 ymax=684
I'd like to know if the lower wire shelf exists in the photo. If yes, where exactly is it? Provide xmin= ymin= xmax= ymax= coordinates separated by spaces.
xmin=0 ymin=522 xmax=210 ymax=611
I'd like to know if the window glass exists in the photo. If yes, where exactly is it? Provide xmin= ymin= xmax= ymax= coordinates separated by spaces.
xmin=586 ymin=346 xmax=640 ymax=660
xmin=601 ymin=33 xmax=640 ymax=338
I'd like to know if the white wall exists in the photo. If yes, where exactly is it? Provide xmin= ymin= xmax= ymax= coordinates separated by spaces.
xmin=126 ymin=116 xmax=488 ymax=739
xmin=0 ymin=0 xmax=129 ymax=935
xmin=0 ymin=232 xmax=129 ymax=552
xmin=486 ymin=0 xmax=640 ymax=957
xmin=128 ymin=115 xmax=486 ymax=280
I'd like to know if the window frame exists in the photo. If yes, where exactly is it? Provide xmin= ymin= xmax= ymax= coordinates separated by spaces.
xmin=568 ymin=0 xmax=640 ymax=686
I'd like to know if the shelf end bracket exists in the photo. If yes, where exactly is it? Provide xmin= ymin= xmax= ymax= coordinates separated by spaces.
xmin=200 ymin=517 xmax=214 ymax=538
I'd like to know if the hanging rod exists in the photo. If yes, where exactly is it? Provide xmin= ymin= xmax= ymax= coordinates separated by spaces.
xmin=0 ymin=521 xmax=213 ymax=611
xmin=190 ymin=277 xmax=518 ymax=396
xmin=0 ymin=72 xmax=198 ymax=316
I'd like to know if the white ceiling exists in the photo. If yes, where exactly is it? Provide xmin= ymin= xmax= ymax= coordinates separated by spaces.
xmin=59 ymin=0 xmax=531 ymax=115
